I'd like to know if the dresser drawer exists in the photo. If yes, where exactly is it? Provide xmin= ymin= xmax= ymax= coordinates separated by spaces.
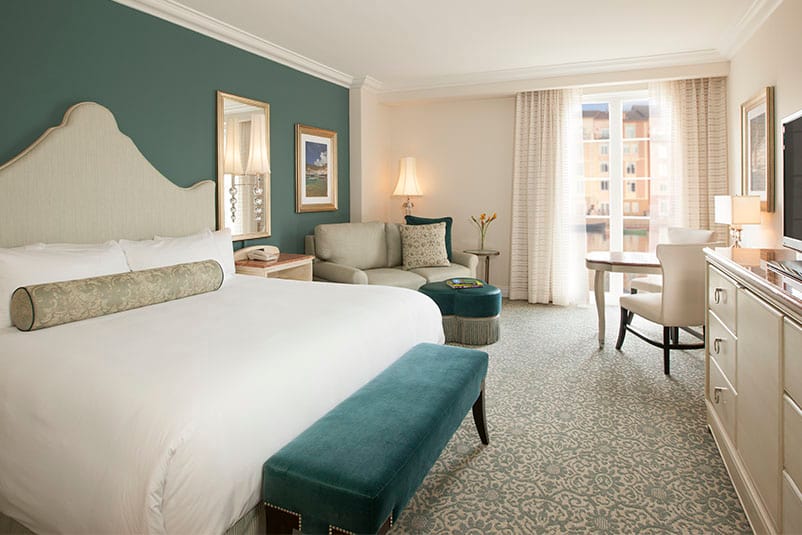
xmin=783 ymin=472 xmax=802 ymax=535
xmin=786 ymin=318 xmax=802 ymax=405
xmin=785 ymin=395 xmax=802 ymax=487
xmin=708 ymin=311 xmax=736 ymax=388
xmin=709 ymin=358 xmax=737 ymax=440
xmin=708 ymin=266 xmax=737 ymax=334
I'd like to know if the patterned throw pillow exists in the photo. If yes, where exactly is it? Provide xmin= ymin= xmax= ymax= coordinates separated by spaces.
xmin=404 ymin=215 xmax=453 ymax=260
xmin=400 ymin=223 xmax=450 ymax=270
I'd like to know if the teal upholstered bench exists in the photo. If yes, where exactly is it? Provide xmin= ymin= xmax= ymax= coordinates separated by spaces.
xmin=419 ymin=281 xmax=502 ymax=345
xmin=262 ymin=343 xmax=489 ymax=535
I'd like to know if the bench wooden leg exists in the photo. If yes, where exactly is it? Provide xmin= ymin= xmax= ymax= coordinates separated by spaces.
xmin=265 ymin=503 xmax=301 ymax=535
xmin=472 ymin=384 xmax=489 ymax=445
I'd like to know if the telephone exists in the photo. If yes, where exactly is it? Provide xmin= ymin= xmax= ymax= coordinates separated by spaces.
xmin=246 ymin=245 xmax=280 ymax=262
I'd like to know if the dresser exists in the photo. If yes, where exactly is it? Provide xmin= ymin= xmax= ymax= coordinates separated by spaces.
xmin=705 ymin=248 xmax=802 ymax=534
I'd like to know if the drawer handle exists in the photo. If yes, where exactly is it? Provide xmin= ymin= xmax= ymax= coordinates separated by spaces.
xmin=713 ymin=338 xmax=723 ymax=355
xmin=713 ymin=287 xmax=724 ymax=304
xmin=713 ymin=386 xmax=727 ymax=404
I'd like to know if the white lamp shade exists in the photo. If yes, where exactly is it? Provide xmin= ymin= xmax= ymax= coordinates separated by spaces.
xmin=393 ymin=157 xmax=423 ymax=197
xmin=245 ymin=113 xmax=270 ymax=175
xmin=714 ymin=195 xmax=761 ymax=225
xmin=223 ymin=118 xmax=245 ymax=175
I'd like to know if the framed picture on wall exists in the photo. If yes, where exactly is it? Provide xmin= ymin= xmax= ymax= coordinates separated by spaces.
xmin=295 ymin=124 xmax=337 ymax=213
xmin=741 ymin=86 xmax=775 ymax=212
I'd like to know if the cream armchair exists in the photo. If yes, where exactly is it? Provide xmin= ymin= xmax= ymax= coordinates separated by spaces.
xmin=616 ymin=243 xmax=707 ymax=374
xmin=305 ymin=222 xmax=478 ymax=289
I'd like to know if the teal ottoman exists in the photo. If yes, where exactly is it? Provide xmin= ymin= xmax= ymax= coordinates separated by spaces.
xmin=419 ymin=281 xmax=502 ymax=345
xmin=262 ymin=343 xmax=489 ymax=535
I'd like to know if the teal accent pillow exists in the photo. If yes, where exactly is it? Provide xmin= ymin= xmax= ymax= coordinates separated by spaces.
xmin=405 ymin=215 xmax=453 ymax=260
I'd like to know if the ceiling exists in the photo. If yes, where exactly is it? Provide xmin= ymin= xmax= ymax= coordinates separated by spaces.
xmin=126 ymin=0 xmax=779 ymax=93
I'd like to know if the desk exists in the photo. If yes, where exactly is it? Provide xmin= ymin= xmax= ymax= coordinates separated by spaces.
xmin=585 ymin=251 xmax=661 ymax=347
xmin=464 ymin=249 xmax=500 ymax=283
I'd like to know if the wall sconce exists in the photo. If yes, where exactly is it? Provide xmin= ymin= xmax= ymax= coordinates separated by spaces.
xmin=223 ymin=117 xmax=244 ymax=223
xmin=714 ymin=195 xmax=761 ymax=247
xmin=245 ymin=113 xmax=270 ymax=231
xmin=393 ymin=156 xmax=423 ymax=216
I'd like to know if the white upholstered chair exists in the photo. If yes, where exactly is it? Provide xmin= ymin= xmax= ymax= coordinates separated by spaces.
xmin=616 ymin=243 xmax=707 ymax=374
xmin=629 ymin=227 xmax=715 ymax=293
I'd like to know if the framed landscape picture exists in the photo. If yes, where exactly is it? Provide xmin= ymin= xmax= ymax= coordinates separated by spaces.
xmin=741 ymin=86 xmax=775 ymax=212
xmin=295 ymin=124 xmax=337 ymax=213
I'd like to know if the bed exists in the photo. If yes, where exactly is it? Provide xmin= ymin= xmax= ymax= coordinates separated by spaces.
xmin=0 ymin=103 xmax=445 ymax=534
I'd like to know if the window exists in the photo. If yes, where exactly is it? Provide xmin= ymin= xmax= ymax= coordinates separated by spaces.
xmin=583 ymin=96 xmax=651 ymax=294
xmin=659 ymin=199 xmax=669 ymax=216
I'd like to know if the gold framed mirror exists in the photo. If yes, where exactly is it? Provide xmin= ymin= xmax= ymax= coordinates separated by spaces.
xmin=217 ymin=91 xmax=271 ymax=240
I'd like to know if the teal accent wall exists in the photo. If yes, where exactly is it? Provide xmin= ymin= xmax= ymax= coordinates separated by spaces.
xmin=0 ymin=0 xmax=349 ymax=252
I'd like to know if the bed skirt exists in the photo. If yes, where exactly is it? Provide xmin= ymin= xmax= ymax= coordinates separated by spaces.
xmin=0 ymin=505 xmax=264 ymax=535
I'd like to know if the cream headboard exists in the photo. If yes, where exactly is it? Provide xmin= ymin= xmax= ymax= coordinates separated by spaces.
xmin=0 ymin=102 xmax=215 ymax=247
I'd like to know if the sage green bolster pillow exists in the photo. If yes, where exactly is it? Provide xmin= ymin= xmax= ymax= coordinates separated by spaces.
xmin=10 ymin=259 xmax=223 ymax=331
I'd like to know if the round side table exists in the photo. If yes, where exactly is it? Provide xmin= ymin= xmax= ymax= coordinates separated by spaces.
xmin=464 ymin=249 xmax=500 ymax=284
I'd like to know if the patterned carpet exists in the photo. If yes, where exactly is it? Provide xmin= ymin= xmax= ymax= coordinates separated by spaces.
xmin=394 ymin=300 xmax=751 ymax=534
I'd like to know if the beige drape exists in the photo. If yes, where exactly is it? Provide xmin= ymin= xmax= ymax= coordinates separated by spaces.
xmin=648 ymin=77 xmax=729 ymax=245
xmin=509 ymin=89 xmax=587 ymax=306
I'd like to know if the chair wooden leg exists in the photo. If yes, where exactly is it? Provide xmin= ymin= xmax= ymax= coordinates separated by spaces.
xmin=671 ymin=327 xmax=679 ymax=344
xmin=472 ymin=386 xmax=489 ymax=445
xmin=615 ymin=307 xmax=629 ymax=349
xmin=663 ymin=327 xmax=671 ymax=375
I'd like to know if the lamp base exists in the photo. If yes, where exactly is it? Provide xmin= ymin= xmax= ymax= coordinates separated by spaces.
xmin=730 ymin=226 xmax=743 ymax=248
xmin=402 ymin=197 xmax=415 ymax=216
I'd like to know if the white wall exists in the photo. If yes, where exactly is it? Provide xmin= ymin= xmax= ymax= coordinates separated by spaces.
xmin=728 ymin=0 xmax=802 ymax=247
xmin=386 ymin=98 xmax=515 ymax=293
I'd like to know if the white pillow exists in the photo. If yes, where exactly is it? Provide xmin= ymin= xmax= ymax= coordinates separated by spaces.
xmin=0 ymin=241 xmax=130 ymax=328
xmin=152 ymin=229 xmax=236 ymax=281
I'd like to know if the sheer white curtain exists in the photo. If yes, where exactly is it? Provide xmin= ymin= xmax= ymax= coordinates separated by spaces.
xmin=509 ymin=89 xmax=587 ymax=306
xmin=648 ymin=77 xmax=728 ymax=246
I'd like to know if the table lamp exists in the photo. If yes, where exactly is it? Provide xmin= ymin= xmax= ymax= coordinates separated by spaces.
xmin=714 ymin=195 xmax=761 ymax=247
xmin=393 ymin=157 xmax=423 ymax=216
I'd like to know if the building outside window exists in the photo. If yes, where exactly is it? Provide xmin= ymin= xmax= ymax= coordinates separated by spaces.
xmin=583 ymin=94 xmax=651 ymax=293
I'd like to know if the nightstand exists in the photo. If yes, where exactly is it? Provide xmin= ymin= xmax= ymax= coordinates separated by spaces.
xmin=235 ymin=253 xmax=314 ymax=281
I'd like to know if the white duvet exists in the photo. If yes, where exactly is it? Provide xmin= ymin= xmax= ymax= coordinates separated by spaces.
xmin=0 ymin=276 xmax=444 ymax=534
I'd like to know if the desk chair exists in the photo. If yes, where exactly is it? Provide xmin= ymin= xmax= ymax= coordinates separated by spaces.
xmin=616 ymin=243 xmax=707 ymax=374
xmin=629 ymin=227 xmax=715 ymax=293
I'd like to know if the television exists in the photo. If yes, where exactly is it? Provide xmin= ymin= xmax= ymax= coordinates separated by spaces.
xmin=784 ymin=109 xmax=802 ymax=253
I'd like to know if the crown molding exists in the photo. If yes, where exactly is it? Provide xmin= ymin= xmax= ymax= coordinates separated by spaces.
xmin=381 ymin=49 xmax=724 ymax=95
xmin=112 ymin=0 xmax=353 ymax=87
xmin=351 ymin=76 xmax=384 ymax=91
xmin=720 ymin=0 xmax=783 ymax=57
xmin=379 ymin=61 xmax=730 ymax=104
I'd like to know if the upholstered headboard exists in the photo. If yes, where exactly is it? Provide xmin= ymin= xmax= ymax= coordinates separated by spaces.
xmin=0 ymin=102 xmax=215 ymax=247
